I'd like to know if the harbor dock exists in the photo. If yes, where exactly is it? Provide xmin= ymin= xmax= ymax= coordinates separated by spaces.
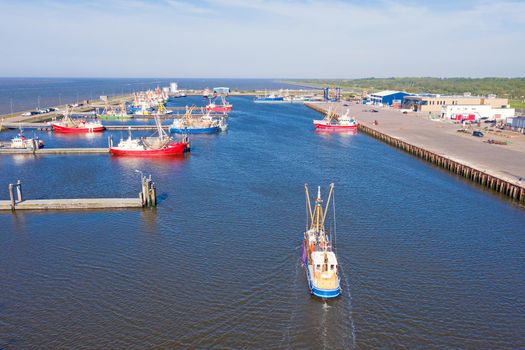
xmin=306 ymin=102 xmax=525 ymax=203
xmin=0 ymin=147 xmax=109 ymax=155
xmin=0 ymin=177 xmax=157 ymax=211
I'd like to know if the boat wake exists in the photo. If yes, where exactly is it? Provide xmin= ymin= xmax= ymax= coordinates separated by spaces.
xmin=341 ymin=267 xmax=357 ymax=348
xmin=280 ymin=245 xmax=303 ymax=347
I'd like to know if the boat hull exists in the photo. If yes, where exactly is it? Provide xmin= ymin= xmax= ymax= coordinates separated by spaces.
xmin=206 ymin=106 xmax=232 ymax=113
xmin=110 ymin=142 xmax=189 ymax=156
xmin=52 ymin=124 xmax=105 ymax=133
xmin=314 ymin=123 xmax=358 ymax=130
xmin=170 ymin=126 xmax=220 ymax=134
xmin=305 ymin=263 xmax=341 ymax=299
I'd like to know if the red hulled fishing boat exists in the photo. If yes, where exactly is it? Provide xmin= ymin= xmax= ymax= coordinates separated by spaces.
xmin=51 ymin=107 xmax=105 ymax=133
xmin=205 ymin=95 xmax=232 ymax=113
xmin=313 ymin=107 xmax=358 ymax=130
xmin=110 ymin=116 xmax=189 ymax=156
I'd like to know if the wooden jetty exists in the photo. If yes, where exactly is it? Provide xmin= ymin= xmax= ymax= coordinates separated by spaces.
xmin=305 ymin=102 xmax=525 ymax=204
xmin=0 ymin=176 xmax=157 ymax=211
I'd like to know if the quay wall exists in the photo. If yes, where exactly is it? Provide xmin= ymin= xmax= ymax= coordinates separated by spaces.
xmin=305 ymin=103 xmax=525 ymax=203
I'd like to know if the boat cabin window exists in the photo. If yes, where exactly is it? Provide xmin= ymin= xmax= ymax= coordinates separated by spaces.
xmin=330 ymin=264 xmax=334 ymax=270
xmin=316 ymin=264 xmax=321 ymax=270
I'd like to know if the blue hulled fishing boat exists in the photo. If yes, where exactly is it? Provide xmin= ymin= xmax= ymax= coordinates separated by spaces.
xmin=302 ymin=183 xmax=341 ymax=299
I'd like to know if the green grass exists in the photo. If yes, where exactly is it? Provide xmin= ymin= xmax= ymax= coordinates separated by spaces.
xmin=282 ymin=77 xmax=525 ymax=100
xmin=510 ymin=100 xmax=525 ymax=109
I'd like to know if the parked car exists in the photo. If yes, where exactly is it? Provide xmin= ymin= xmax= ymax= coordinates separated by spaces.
xmin=369 ymin=109 xmax=379 ymax=113
xmin=472 ymin=131 xmax=484 ymax=137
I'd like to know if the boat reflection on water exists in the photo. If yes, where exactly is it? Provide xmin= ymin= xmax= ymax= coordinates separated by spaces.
xmin=109 ymin=153 xmax=189 ymax=169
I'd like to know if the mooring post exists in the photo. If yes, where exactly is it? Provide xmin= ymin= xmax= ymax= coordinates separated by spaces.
xmin=16 ymin=180 xmax=22 ymax=202
xmin=141 ymin=176 xmax=149 ymax=207
xmin=146 ymin=177 xmax=152 ymax=207
xmin=8 ymin=183 xmax=15 ymax=211
xmin=150 ymin=182 xmax=157 ymax=207
xmin=108 ymin=136 xmax=113 ymax=148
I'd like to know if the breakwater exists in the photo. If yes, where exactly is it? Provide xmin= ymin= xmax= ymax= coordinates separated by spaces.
xmin=306 ymin=102 xmax=525 ymax=203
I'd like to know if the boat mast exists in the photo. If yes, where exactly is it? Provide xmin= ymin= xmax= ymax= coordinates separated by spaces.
xmin=305 ymin=184 xmax=314 ymax=228
xmin=308 ymin=186 xmax=324 ymax=232
xmin=322 ymin=183 xmax=334 ymax=228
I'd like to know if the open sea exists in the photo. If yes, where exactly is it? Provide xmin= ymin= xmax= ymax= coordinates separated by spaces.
xmin=0 ymin=80 xmax=524 ymax=349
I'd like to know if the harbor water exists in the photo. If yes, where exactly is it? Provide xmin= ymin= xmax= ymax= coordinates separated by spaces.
xmin=1 ymin=95 xmax=524 ymax=349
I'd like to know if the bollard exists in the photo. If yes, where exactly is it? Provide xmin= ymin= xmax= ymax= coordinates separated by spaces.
xmin=16 ymin=180 xmax=23 ymax=202
xmin=150 ymin=183 xmax=157 ymax=207
xmin=8 ymin=183 xmax=15 ymax=211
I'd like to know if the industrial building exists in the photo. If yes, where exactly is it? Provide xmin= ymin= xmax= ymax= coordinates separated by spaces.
xmin=441 ymin=105 xmax=515 ymax=121
xmin=368 ymin=91 xmax=411 ymax=106
xmin=402 ymin=94 xmax=509 ymax=113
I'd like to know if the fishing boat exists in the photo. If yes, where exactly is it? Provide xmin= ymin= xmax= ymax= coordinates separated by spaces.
xmin=51 ymin=107 xmax=105 ymax=133
xmin=98 ymin=103 xmax=130 ymax=120
xmin=1 ymin=131 xmax=44 ymax=149
xmin=170 ymin=106 xmax=222 ymax=134
xmin=110 ymin=116 xmax=189 ymax=156
xmin=253 ymin=92 xmax=285 ymax=103
xmin=206 ymin=96 xmax=232 ymax=113
xmin=302 ymin=183 xmax=341 ymax=299
xmin=313 ymin=108 xmax=358 ymax=130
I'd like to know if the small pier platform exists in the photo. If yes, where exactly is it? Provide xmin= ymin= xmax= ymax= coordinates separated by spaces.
xmin=0 ymin=177 xmax=157 ymax=211
xmin=0 ymin=198 xmax=142 ymax=210
xmin=0 ymin=148 xmax=108 ymax=155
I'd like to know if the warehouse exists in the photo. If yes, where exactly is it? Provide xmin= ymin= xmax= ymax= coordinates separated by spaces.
xmin=441 ymin=105 xmax=515 ymax=121
xmin=402 ymin=94 xmax=508 ymax=113
xmin=368 ymin=91 xmax=411 ymax=106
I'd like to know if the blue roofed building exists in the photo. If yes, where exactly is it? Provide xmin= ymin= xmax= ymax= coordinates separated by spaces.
xmin=369 ymin=90 xmax=411 ymax=106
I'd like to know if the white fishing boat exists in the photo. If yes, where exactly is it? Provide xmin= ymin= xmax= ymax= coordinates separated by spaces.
xmin=302 ymin=183 xmax=341 ymax=299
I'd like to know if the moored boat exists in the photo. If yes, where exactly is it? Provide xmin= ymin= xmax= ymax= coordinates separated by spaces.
xmin=254 ymin=93 xmax=285 ymax=103
xmin=170 ymin=107 xmax=224 ymax=134
xmin=1 ymin=131 xmax=44 ymax=149
xmin=302 ymin=183 xmax=341 ymax=299
xmin=98 ymin=103 xmax=130 ymax=120
xmin=206 ymin=96 xmax=232 ymax=113
xmin=313 ymin=108 xmax=358 ymax=130
xmin=110 ymin=116 xmax=189 ymax=156
xmin=51 ymin=108 xmax=105 ymax=133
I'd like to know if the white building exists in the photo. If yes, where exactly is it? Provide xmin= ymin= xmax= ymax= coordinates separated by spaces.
xmin=441 ymin=105 xmax=515 ymax=121
xmin=169 ymin=82 xmax=179 ymax=94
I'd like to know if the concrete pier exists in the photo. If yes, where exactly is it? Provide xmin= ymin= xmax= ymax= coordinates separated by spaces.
xmin=306 ymin=102 xmax=525 ymax=203
xmin=0 ymin=177 xmax=157 ymax=211
xmin=0 ymin=148 xmax=109 ymax=155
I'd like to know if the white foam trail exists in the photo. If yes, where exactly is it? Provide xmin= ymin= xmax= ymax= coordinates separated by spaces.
xmin=321 ymin=300 xmax=329 ymax=350
xmin=280 ymin=253 xmax=303 ymax=347
xmin=341 ymin=271 xmax=357 ymax=348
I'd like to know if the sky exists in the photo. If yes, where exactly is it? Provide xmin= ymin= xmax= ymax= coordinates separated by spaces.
xmin=0 ymin=0 xmax=524 ymax=78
